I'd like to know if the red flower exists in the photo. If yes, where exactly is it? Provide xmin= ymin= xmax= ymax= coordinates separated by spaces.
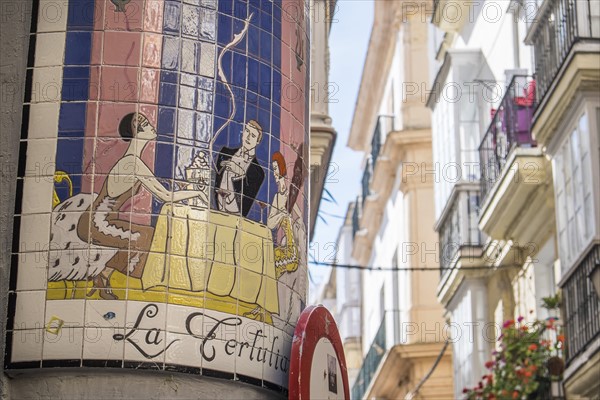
xmin=557 ymin=334 xmax=565 ymax=343
xmin=485 ymin=361 xmax=495 ymax=369
xmin=503 ymin=319 xmax=515 ymax=328
xmin=528 ymin=344 xmax=538 ymax=351
xmin=512 ymin=391 xmax=520 ymax=399
xmin=462 ymin=388 xmax=469 ymax=394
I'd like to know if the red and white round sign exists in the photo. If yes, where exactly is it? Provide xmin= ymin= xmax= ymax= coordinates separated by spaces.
xmin=288 ymin=306 xmax=350 ymax=400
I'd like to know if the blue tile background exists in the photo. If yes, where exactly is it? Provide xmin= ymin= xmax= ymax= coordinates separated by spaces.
xmin=55 ymin=0 xmax=96 ymax=181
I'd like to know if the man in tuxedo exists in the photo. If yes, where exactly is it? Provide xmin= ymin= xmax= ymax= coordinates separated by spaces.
xmin=214 ymin=120 xmax=265 ymax=217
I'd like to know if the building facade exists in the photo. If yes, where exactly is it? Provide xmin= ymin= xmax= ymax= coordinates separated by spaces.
xmin=525 ymin=0 xmax=600 ymax=396
xmin=0 ymin=0 xmax=335 ymax=398
xmin=429 ymin=0 xmax=599 ymax=398
xmin=345 ymin=2 xmax=454 ymax=398
xmin=313 ymin=202 xmax=363 ymax=387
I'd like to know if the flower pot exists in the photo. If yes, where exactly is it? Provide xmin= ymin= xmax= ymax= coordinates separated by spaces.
xmin=546 ymin=356 xmax=565 ymax=377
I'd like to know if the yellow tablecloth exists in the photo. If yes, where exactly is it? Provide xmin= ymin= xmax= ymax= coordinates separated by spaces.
xmin=142 ymin=204 xmax=279 ymax=315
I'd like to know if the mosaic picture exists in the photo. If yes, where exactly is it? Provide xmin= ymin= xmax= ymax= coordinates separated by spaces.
xmin=8 ymin=0 xmax=310 ymax=390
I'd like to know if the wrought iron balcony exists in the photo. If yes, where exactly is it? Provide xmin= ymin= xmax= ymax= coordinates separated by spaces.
xmin=351 ymin=311 xmax=399 ymax=400
xmin=352 ymin=198 xmax=361 ymax=239
xmin=479 ymin=75 xmax=536 ymax=203
xmin=361 ymin=160 xmax=373 ymax=207
xmin=438 ymin=187 xmax=484 ymax=277
xmin=527 ymin=0 xmax=600 ymax=106
xmin=370 ymin=115 xmax=395 ymax=169
xmin=562 ymin=243 xmax=600 ymax=365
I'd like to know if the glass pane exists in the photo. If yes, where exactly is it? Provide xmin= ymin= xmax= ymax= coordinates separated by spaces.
xmin=570 ymin=128 xmax=580 ymax=172
xmin=585 ymin=194 xmax=595 ymax=240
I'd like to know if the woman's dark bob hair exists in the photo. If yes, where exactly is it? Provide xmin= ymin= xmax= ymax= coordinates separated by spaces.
xmin=118 ymin=112 xmax=138 ymax=141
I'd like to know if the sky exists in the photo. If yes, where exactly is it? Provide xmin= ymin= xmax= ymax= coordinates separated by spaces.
xmin=308 ymin=0 xmax=374 ymax=301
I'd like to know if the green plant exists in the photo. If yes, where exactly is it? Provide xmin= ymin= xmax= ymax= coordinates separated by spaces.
xmin=463 ymin=316 xmax=564 ymax=400
xmin=541 ymin=293 xmax=561 ymax=311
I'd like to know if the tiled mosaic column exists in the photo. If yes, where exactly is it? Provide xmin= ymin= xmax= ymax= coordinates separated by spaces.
xmin=7 ymin=0 xmax=309 ymax=391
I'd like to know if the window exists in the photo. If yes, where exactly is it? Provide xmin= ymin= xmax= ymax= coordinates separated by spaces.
xmin=553 ymin=112 xmax=595 ymax=271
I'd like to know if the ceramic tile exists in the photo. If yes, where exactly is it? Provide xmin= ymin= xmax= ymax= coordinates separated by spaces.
xmin=139 ymin=104 xmax=159 ymax=128
xmin=10 ymin=329 xmax=44 ymax=362
xmin=236 ymin=344 xmax=265 ymax=382
xmin=182 ymin=3 xmax=200 ymax=38
xmin=103 ymin=31 xmax=142 ymax=67
xmin=103 ymin=0 xmax=144 ymax=31
xmin=30 ymin=66 xmax=63 ymax=104
xmin=162 ymin=36 xmax=181 ymax=70
xmin=163 ymin=0 xmax=182 ymax=34
xmin=99 ymin=66 xmax=140 ymax=102
xmin=43 ymin=326 xmax=83 ymax=360
xmin=125 ymin=301 xmax=167 ymax=331
xmin=82 ymin=327 xmax=125 ymax=360
xmin=45 ymin=300 xmax=85 ymax=328
xmin=10 ymin=0 xmax=308 ymax=385
xmin=142 ymin=33 xmax=162 ymax=68
xmin=181 ymin=39 xmax=199 ymax=73
xmin=13 ymin=291 xmax=46 ymax=330
xmin=196 ymin=112 xmax=215 ymax=141
xmin=15 ymin=252 xmax=48 ymax=291
xmin=218 ymin=14 xmax=233 ymax=46
xmin=34 ymin=32 xmax=66 ymax=67
xmin=16 ymin=213 xmax=51 ymax=254
xmin=144 ymin=0 xmax=165 ymax=33
xmin=66 ymin=0 xmax=95 ymax=31
xmin=179 ymin=84 xmax=197 ymax=110
xmin=96 ymin=102 xmax=137 ymax=137
xmin=37 ymin=0 xmax=69 ymax=33
xmin=65 ymin=32 xmax=93 ymax=65
xmin=165 ymin=303 xmax=198 ymax=335
xmin=20 ymin=176 xmax=54 ymax=215
xmin=140 ymin=68 xmax=160 ymax=103
xmin=27 ymin=102 xmax=60 ymax=139
xmin=199 ymin=7 xmax=217 ymax=41
xmin=85 ymin=300 xmax=127 ymax=328
xmin=199 ymin=42 xmax=216 ymax=77
xmin=196 ymin=89 xmax=213 ymax=113
xmin=123 ymin=328 xmax=166 ymax=366
xmin=201 ymin=338 xmax=235 ymax=374
xmin=164 ymin=331 xmax=203 ymax=370
xmin=93 ymin=0 xmax=107 ymax=31
xmin=177 ymin=108 xmax=196 ymax=143
xmin=202 ymin=0 xmax=217 ymax=9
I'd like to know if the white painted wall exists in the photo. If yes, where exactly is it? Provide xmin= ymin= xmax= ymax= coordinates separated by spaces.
xmin=361 ymin=170 xmax=409 ymax=353
xmin=447 ymin=279 xmax=490 ymax=399
xmin=336 ymin=222 xmax=362 ymax=341
xmin=429 ymin=4 xmax=540 ymax=398
xmin=430 ymin=3 xmax=534 ymax=221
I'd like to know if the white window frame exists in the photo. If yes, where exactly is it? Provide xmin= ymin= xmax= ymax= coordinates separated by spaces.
xmin=553 ymin=110 xmax=596 ymax=273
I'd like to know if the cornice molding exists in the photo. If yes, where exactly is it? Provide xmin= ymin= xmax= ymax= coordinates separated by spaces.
xmin=347 ymin=2 xmax=399 ymax=151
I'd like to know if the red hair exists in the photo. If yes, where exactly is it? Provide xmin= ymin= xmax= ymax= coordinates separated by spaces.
xmin=272 ymin=152 xmax=287 ymax=176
